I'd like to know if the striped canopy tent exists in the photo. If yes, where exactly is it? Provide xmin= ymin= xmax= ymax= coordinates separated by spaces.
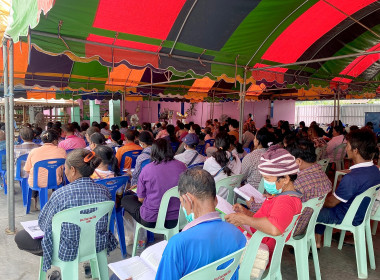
xmin=3 ymin=0 xmax=380 ymax=101
xmin=0 ymin=42 xmax=261 ymax=102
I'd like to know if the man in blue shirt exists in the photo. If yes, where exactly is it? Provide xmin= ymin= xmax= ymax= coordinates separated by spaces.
xmin=155 ymin=169 xmax=246 ymax=280
xmin=315 ymin=128 xmax=380 ymax=248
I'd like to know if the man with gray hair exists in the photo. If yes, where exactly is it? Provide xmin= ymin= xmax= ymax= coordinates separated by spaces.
xmin=155 ymin=169 xmax=246 ymax=280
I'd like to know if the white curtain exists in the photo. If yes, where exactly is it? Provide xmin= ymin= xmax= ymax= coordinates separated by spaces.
xmin=295 ymin=104 xmax=380 ymax=127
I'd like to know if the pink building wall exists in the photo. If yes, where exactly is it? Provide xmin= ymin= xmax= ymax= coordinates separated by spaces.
xmin=272 ymin=100 xmax=296 ymax=125
xmin=63 ymin=99 xmax=295 ymax=127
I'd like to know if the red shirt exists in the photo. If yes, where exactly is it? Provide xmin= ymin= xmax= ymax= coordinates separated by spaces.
xmin=251 ymin=194 xmax=302 ymax=256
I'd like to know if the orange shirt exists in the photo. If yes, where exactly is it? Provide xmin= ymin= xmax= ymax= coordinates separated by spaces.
xmin=24 ymin=143 xmax=67 ymax=188
xmin=116 ymin=142 xmax=142 ymax=169
xmin=228 ymin=130 xmax=239 ymax=140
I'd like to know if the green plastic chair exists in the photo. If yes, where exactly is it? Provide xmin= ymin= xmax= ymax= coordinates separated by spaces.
xmin=331 ymin=143 xmax=346 ymax=171
xmin=371 ymin=199 xmax=380 ymax=235
xmin=317 ymin=158 xmax=330 ymax=173
xmin=286 ymin=195 xmax=327 ymax=280
xmin=239 ymin=214 xmax=301 ymax=280
xmin=319 ymin=185 xmax=379 ymax=279
xmin=38 ymin=201 xmax=114 ymax=280
xmin=315 ymin=146 xmax=326 ymax=161
xmin=216 ymin=174 xmax=244 ymax=204
xmin=132 ymin=186 xmax=181 ymax=257
xmin=258 ymin=178 xmax=265 ymax=194
xmin=180 ymin=247 xmax=245 ymax=280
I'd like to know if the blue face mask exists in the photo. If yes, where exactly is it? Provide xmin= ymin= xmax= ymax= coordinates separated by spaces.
xmin=182 ymin=207 xmax=195 ymax=223
xmin=263 ymin=179 xmax=282 ymax=195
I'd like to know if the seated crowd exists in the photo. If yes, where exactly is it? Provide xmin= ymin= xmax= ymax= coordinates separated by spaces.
xmin=3 ymin=115 xmax=379 ymax=279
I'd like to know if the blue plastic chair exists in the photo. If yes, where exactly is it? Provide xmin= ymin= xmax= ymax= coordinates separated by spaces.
xmin=243 ymin=148 xmax=250 ymax=154
xmin=0 ymin=149 xmax=7 ymax=194
xmin=140 ymin=158 xmax=151 ymax=170
xmin=204 ymin=139 xmax=215 ymax=147
xmin=120 ymin=150 xmax=142 ymax=171
xmin=26 ymin=158 xmax=66 ymax=214
xmin=195 ymin=144 xmax=205 ymax=154
xmin=188 ymin=162 xmax=204 ymax=169
xmin=170 ymin=142 xmax=180 ymax=153
xmin=96 ymin=176 xmax=129 ymax=258
xmin=66 ymin=149 xmax=75 ymax=154
xmin=15 ymin=153 xmax=29 ymax=207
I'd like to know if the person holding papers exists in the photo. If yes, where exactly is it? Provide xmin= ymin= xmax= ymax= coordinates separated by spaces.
xmin=15 ymin=149 xmax=118 ymax=280
xmin=155 ymin=169 xmax=246 ymax=280
xmin=225 ymin=146 xmax=302 ymax=258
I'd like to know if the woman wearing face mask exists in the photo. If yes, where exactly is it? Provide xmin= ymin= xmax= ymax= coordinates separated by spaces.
xmin=225 ymin=146 xmax=302 ymax=259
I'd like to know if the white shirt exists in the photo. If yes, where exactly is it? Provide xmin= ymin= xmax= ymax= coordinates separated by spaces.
xmin=349 ymin=161 xmax=373 ymax=170
xmin=174 ymin=149 xmax=205 ymax=166
xmin=203 ymin=151 xmax=242 ymax=182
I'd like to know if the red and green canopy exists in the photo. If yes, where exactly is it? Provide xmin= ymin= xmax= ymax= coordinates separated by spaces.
xmin=4 ymin=0 xmax=380 ymax=98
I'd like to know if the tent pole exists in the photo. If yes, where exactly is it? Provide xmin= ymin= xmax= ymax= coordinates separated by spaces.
xmin=8 ymin=39 xmax=15 ymax=234
xmin=337 ymin=87 xmax=340 ymax=123
xmin=333 ymin=90 xmax=336 ymax=124
xmin=238 ymin=68 xmax=247 ymax=143
xmin=3 ymin=38 xmax=9 ymax=207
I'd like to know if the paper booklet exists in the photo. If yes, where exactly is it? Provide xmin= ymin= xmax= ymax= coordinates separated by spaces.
xmin=234 ymin=183 xmax=266 ymax=203
xmin=108 ymin=240 xmax=167 ymax=280
xmin=21 ymin=220 xmax=44 ymax=239
xmin=215 ymin=195 xmax=253 ymax=235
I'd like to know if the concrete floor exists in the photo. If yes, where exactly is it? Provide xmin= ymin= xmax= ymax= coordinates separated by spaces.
xmin=1 ymin=185 xmax=380 ymax=280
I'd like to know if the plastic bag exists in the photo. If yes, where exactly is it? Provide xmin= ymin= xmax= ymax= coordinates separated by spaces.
xmin=123 ymin=212 xmax=136 ymax=246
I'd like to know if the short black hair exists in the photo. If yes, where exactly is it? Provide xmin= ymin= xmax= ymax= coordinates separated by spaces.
xmin=80 ymin=122 xmax=89 ymax=132
xmin=139 ymin=131 xmax=154 ymax=146
xmin=111 ymin=130 xmax=123 ymax=145
xmin=20 ymin=127 xmax=34 ymax=141
xmin=184 ymin=124 xmax=191 ymax=130
xmin=151 ymin=138 xmax=174 ymax=164
xmin=120 ymin=120 xmax=128 ymax=128
xmin=256 ymin=127 xmax=271 ymax=148
xmin=111 ymin=124 xmax=119 ymax=131
xmin=229 ymin=119 xmax=239 ymax=129
xmin=299 ymin=121 xmax=305 ymax=127
xmin=66 ymin=149 xmax=102 ymax=177
xmin=47 ymin=122 xmax=54 ymax=129
xmin=178 ymin=169 xmax=216 ymax=200
xmin=126 ymin=129 xmax=137 ymax=141
xmin=99 ymin=122 xmax=108 ymax=129
xmin=90 ymin=132 xmax=105 ymax=145
xmin=346 ymin=128 xmax=377 ymax=160
xmin=191 ymin=124 xmax=201 ymax=135
xmin=286 ymin=138 xmax=316 ymax=163
xmin=178 ymin=122 xmax=185 ymax=130
xmin=63 ymin=123 xmax=75 ymax=133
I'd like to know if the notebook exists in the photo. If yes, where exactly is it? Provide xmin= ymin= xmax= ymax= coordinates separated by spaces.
xmin=215 ymin=195 xmax=252 ymax=235
xmin=108 ymin=240 xmax=167 ymax=280
xmin=234 ymin=183 xmax=266 ymax=203
xmin=21 ymin=220 xmax=44 ymax=239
